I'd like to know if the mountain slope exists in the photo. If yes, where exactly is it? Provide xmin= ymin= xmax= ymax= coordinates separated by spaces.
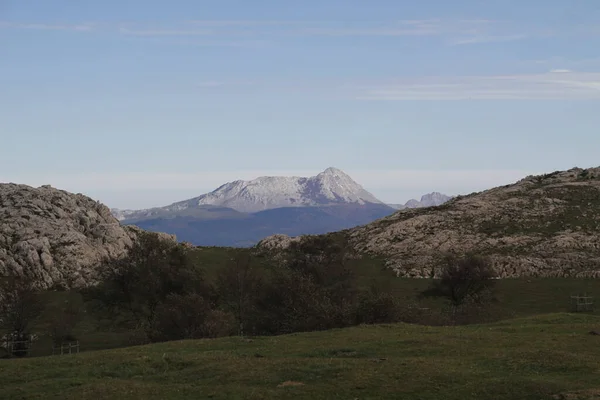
xmin=114 ymin=167 xmax=384 ymax=220
xmin=0 ymin=183 xmax=174 ymax=289
xmin=132 ymin=203 xmax=395 ymax=247
xmin=260 ymin=167 xmax=600 ymax=278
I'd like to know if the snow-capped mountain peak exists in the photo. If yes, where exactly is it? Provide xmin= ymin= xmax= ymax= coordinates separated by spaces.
xmin=113 ymin=168 xmax=386 ymax=219
xmin=186 ymin=167 xmax=383 ymax=213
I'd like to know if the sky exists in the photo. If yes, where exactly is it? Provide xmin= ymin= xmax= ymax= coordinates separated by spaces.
xmin=1 ymin=0 xmax=599 ymax=209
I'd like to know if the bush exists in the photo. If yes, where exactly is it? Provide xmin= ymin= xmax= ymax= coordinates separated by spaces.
xmin=356 ymin=286 xmax=401 ymax=325
xmin=422 ymin=253 xmax=497 ymax=324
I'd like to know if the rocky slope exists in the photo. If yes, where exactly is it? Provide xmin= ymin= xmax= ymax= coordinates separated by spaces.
xmin=259 ymin=167 xmax=600 ymax=278
xmin=0 ymin=183 xmax=174 ymax=289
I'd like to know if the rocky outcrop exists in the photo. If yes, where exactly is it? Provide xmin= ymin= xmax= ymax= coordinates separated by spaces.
xmin=255 ymin=234 xmax=302 ymax=251
xmin=259 ymin=167 xmax=600 ymax=278
xmin=0 ymin=183 xmax=175 ymax=289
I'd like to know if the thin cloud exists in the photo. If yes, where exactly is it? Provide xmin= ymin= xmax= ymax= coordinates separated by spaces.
xmin=195 ymin=80 xmax=255 ymax=87
xmin=189 ymin=20 xmax=310 ymax=26
xmin=119 ymin=27 xmax=213 ymax=36
xmin=0 ymin=21 xmax=94 ymax=31
xmin=449 ymin=34 xmax=527 ymax=45
xmin=353 ymin=71 xmax=600 ymax=100
xmin=298 ymin=19 xmax=480 ymax=37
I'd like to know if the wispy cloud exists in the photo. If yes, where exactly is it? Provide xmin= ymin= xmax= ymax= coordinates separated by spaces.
xmin=195 ymin=80 xmax=255 ymax=87
xmin=0 ymin=18 xmax=523 ymax=43
xmin=189 ymin=20 xmax=309 ymax=27
xmin=119 ymin=27 xmax=213 ymax=36
xmin=449 ymin=34 xmax=527 ymax=45
xmin=353 ymin=70 xmax=600 ymax=100
xmin=0 ymin=21 xmax=94 ymax=31
xmin=2 ymin=18 xmax=597 ymax=48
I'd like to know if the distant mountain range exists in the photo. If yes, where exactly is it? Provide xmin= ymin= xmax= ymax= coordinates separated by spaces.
xmin=111 ymin=168 xmax=451 ymax=247
xmin=388 ymin=192 xmax=453 ymax=210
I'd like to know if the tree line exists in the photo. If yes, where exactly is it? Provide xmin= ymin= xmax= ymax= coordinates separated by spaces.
xmin=1 ymin=232 xmax=497 ymax=356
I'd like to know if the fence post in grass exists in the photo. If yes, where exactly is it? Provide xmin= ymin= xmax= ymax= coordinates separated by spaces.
xmin=571 ymin=293 xmax=594 ymax=313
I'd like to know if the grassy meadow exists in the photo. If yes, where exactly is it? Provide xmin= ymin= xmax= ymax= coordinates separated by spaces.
xmin=1 ymin=313 xmax=600 ymax=399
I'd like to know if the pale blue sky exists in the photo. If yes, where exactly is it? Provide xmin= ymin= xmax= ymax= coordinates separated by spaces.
xmin=1 ymin=0 xmax=599 ymax=208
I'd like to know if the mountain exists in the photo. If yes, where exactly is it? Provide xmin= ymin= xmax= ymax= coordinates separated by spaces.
xmin=114 ymin=167 xmax=398 ymax=246
xmin=388 ymin=192 xmax=452 ymax=210
xmin=259 ymin=167 xmax=600 ymax=278
xmin=0 ymin=183 xmax=175 ymax=289
xmin=114 ymin=167 xmax=384 ymax=220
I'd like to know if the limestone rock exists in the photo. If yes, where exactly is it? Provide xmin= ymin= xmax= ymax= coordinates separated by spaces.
xmin=0 ymin=183 xmax=175 ymax=289
xmin=259 ymin=167 xmax=600 ymax=278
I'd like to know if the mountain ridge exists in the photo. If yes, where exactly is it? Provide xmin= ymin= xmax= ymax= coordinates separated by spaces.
xmin=388 ymin=192 xmax=452 ymax=210
xmin=112 ymin=168 xmax=452 ymax=222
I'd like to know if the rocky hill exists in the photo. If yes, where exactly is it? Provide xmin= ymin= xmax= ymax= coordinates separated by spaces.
xmin=0 ymin=183 xmax=174 ymax=289
xmin=259 ymin=167 xmax=600 ymax=278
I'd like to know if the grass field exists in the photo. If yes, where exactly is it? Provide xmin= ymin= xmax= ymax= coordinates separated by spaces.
xmin=2 ymin=313 xmax=600 ymax=399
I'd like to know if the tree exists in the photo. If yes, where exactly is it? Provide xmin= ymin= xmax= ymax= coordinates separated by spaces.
xmin=90 ymin=232 xmax=212 ymax=341
xmin=150 ymin=293 xmax=212 ymax=342
xmin=0 ymin=276 xmax=43 ymax=357
xmin=284 ymin=235 xmax=358 ymax=330
xmin=215 ymin=252 xmax=263 ymax=337
xmin=47 ymin=292 xmax=84 ymax=346
xmin=422 ymin=254 xmax=496 ymax=323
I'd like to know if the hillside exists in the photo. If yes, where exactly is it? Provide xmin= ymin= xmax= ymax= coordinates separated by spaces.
xmin=0 ymin=183 xmax=174 ymax=289
xmin=350 ymin=167 xmax=600 ymax=278
xmin=2 ymin=313 xmax=600 ymax=400
xmin=260 ymin=167 xmax=600 ymax=278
